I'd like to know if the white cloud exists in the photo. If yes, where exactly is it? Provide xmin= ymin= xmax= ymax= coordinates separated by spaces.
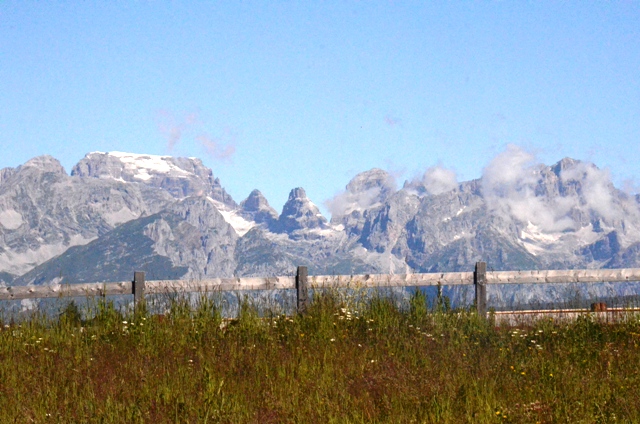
xmin=422 ymin=166 xmax=458 ymax=195
xmin=403 ymin=165 xmax=458 ymax=197
xmin=481 ymin=144 xmax=640 ymax=233
xmin=560 ymin=162 xmax=622 ymax=223
xmin=325 ymin=169 xmax=396 ymax=218
xmin=328 ymin=144 xmax=638 ymax=238
xmin=482 ymin=144 xmax=576 ymax=232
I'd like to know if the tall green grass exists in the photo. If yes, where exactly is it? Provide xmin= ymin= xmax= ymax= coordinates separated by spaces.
xmin=1 ymin=289 xmax=640 ymax=423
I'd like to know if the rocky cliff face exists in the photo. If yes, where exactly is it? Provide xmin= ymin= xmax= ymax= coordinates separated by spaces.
xmin=72 ymin=152 xmax=236 ymax=206
xmin=0 ymin=155 xmax=174 ymax=276
xmin=344 ymin=157 xmax=640 ymax=272
xmin=274 ymin=188 xmax=330 ymax=237
xmin=239 ymin=189 xmax=278 ymax=227
xmin=15 ymin=195 xmax=238 ymax=285
xmin=4 ymin=151 xmax=640 ymax=288
xmin=329 ymin=168 xmax=396 ymax=237
xmin=0 ymin=167 xmax=15 ymax=186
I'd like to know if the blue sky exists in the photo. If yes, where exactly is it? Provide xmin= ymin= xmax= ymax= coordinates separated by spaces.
xmin=1 ymin=2 xmax=639 ymax=216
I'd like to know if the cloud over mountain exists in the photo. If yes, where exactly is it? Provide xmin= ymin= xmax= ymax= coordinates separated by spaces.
xmin=326 ymin=169 xmax=396 ymax=219
xmin=4 ymin=146 xmax=640 ymax=290
xmin=404 ymin=165 xmax=459 ymax=197
xmin=481 ymin=144 xmax=576 ymax=232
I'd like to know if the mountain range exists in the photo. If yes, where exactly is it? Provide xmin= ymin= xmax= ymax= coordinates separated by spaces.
xmin=2 ymin=150 xmax=640 ymax=295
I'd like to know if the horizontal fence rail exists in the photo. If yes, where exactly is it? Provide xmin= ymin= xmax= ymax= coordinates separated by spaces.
xmin=309 ymin=272 xmax=474 ymax=287
xmin=0 ymin=282 xmax=133 ymax=300
xmin=2 ymin=264 xmax=640 ymax=318
xmin=487 ymin=268 xmax=640 ymax=284
xmin=145 ymin=276 xmax=297 ymax=294
xmin=0 ymin=277 xmax=298 ymax=301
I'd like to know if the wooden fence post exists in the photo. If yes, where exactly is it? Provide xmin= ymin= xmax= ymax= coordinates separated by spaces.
xmin=296 ymin=266 xmax=309 ymax=314
xmin=133 ymin=271 xmax=146 ymax=308
xmin=474 ymin=262 xmax=487 ymax=319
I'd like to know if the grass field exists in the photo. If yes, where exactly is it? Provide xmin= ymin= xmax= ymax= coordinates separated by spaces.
xmin=1 ymin=290 xmax=640 ymax=423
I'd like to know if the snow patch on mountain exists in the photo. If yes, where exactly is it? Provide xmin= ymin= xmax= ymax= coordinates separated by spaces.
xmin=92 ymin=151 xmax=192 ymax=181
xmin=308 ymin=200 xmax=326 ymax=218
xmin=518 ymin=222 xmax=565 ymax=256
xmin=74 ymin=151 xmax=237 ymax=204
xmin=0 ymin=209 xmax=23 ymax=230
xmin=306 ymin=227 xmax=340 ymax=238
xmin=518 ymin=221 xmax=603 ymax=257
xmin=0 ymin=234 xmax=96 ymax=276
xmin=207 ymin=197 xmax=256 ymax=236
xmin=520 ymin=222 xmax=562 ymax=244
xmin=102 ymin=206 xmax=140 ymax=227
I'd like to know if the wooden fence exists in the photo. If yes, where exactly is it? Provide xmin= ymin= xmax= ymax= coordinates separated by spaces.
xmin=2 ymin=262 xmax=640 ymax=318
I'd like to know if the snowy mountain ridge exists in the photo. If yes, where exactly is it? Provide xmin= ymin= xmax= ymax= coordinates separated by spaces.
xmin=84 ymin=151 xmax=197 ymax=182
xmin=2 ymin=149 xmax=640 ymax=289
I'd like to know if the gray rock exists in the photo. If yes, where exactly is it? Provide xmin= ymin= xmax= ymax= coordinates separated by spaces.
xmin=607 ymin=242 xmax=640 ymax=269
xmin=5 ymin=151 xmax=640 ymax=296
xmin=239 ymin=189 xmax=278 ymax=227
xmin=72 ymin=152 xmax=236 ymax=207
xmin=0 ymin=167 xmax=15 ymax=186
xmin=0 ymin=155 xmax=174 ymax=275
xmin=581 ymin=231 xmax=621 ymax=263
xmin=329 ymin=168 xmax=396 ymax=237
xmin=233 ymin=226 xmax=404 ymax=277
xmin=146 ymin=196 xmax=238 ymax=279
xmin=0 ymin=271 xmax=15 ymax=286
xmin=275 ymin=188 xmax=329 ymax=236
xmin=15 ymin=196 xmax=238 ymax=285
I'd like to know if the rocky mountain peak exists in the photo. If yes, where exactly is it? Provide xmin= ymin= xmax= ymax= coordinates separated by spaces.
xmin=3 ymin=156 xmax=69 ymax=189
xmin=72 ymin=151 xmax=236 ymax=207
xmin=550 ymin=157 xmax=581 ymax=177
xmin=0 ymin=167 xmax=15 ymax=186
xmin=276 ymin=187 xmax=328 ymax=234
xmin=289 ymin=187 xmax=308 ymax=200
xmin=346 ymin=168 xmax=394 ymax=194
xmin=241 ymin=189 xmax=271 ymax=211
xmin=72 ymin=151 xmax=207 ymax=183
xmin=21 ymin=155 xmax=67 ymax=175
xmin=6 ymin=149 xmax=640 ymax=288
xmin=329 ymin=168 xmax=396 ymax=230
xmin=239 ymin=189 xmax=278 ymax=226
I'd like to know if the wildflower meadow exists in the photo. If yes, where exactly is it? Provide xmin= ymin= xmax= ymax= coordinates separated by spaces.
xmin=1 ymin=290 xmax=639 ymax=423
